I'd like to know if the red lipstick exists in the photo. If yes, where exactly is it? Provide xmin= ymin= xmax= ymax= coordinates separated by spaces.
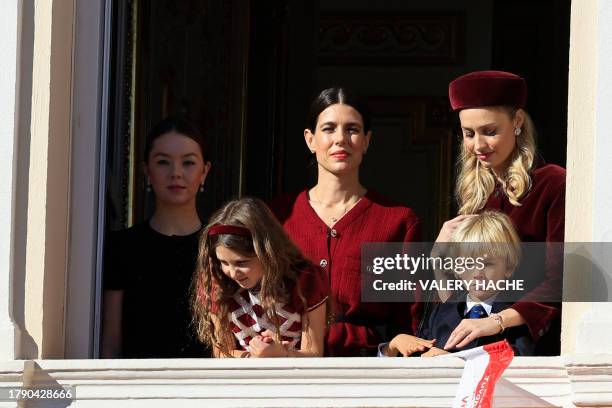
xmin=330 ymin=150 xmax=349 ymax=159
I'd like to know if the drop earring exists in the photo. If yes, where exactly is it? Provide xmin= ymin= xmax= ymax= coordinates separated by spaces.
xmin=199 ymin=181 xmax=205 ymax=193
xmin=146 ymin=181 xmax=152 ymax=192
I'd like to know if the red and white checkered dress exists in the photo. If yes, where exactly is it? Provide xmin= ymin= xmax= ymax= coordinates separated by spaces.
xmin=222 ymin=265 xmax=328 ymax=351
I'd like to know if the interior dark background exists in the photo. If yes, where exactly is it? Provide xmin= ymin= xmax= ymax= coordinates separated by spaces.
xmin=106 ymin=0 xmax=570 ymax=241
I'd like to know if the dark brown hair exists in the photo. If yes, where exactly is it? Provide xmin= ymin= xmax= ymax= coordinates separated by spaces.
xmin=144 ymin=116 xmax=209 ymax=163
xmin=191 ymin=197 xmax=313 ymax=357
xmin=306 ymin=87 xmax=371 ymax=133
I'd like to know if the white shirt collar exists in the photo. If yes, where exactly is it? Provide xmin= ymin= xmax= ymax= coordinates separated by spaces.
xmin=464 ymin=293 xmax=498 ymax=316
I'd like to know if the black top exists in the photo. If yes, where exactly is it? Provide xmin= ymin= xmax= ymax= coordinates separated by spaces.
xmin=104 ymin=221 xmax=210 ymax=358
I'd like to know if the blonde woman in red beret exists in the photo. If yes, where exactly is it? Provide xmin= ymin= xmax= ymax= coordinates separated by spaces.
xmin=436 ymin=71 xmax=565 ymax=354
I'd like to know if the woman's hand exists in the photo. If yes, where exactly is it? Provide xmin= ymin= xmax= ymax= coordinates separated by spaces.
xmin=443 ymin=317 xmax=502 ymax=350
xmin=435 ymin=214 xmax=477 ymax=243
xmin=421 ymin=347 xmax=450 ymax=357
xmin=431 ymin=214 xmax=477 ymax=303
xmin=386 ymin=334 xmax=436 ymax=357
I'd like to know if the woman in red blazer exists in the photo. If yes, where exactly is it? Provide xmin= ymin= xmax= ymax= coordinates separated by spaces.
xmin=437 ymin=71 xmax=565 ymax=354
xmin=271 ymin=88 xmax=422 ymax=356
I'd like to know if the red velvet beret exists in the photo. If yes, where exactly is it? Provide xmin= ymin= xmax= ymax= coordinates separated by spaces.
xmin=448 ymin=70 xmax=527 ymax=111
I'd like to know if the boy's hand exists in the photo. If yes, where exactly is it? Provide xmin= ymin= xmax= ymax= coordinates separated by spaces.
xmin=421 ymin=346 xmax=450 ymax=357
xmin=387 ymin=334 xmax=436 ymax=357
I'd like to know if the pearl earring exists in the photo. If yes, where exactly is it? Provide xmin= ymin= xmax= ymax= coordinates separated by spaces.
xmin=146 ymin=181 xmax=151 ymax=192
xmin=514 ymin=127 xmax=522 ymax=136
xmin=199 ymin=182 xmax=205 ymax=193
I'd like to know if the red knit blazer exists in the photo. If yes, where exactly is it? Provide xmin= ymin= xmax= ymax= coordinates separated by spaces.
xmin=484 ymin=163 xmax=566 ymax=341
xmin=271 ymin=190 xmax=422 ymax=356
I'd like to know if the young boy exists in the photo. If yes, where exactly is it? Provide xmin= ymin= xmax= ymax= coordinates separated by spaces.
xmin=379 ymin=211 xmax=535 ymax=357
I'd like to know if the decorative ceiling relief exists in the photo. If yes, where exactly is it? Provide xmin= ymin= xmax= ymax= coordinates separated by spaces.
xmin=319 ymin=12 xmax=465 ymax=65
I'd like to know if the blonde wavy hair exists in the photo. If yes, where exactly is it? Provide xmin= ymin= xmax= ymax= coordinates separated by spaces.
xmin=449 ymin=211 xmax=522 ymax=273
xmin=191 ymin=197 xmax=312 ymax=357
xmin=455 ymin=107 xmax=537 ymax=214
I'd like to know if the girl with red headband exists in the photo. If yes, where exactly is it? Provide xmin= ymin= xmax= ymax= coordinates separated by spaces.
xmin=436 ymin=71 xmax=565 ymax=354
xmin=192 ymin=197 xmax=328 ymax=358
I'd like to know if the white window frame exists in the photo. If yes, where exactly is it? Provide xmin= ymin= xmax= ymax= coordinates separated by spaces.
xmin=64 ymin=0 xmax=111 ymax=358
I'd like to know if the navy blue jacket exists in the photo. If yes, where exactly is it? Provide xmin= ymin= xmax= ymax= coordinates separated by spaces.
xmin=419 ymin=293 xmax=535 ymax=356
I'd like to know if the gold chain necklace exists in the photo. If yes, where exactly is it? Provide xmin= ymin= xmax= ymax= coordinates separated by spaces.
xmin=309 ymin=189 xmax=363 ymax=225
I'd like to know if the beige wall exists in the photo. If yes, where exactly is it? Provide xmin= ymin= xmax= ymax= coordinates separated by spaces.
xmin=561 ymin=0 xmax=597 ymax=355
xmin=21 ymin=0 xmax=75 ymax=358
xmin=561 ymin=0 xmax=612 ymax=355
xmin=0 ymin=0 xmax=21 ymax=361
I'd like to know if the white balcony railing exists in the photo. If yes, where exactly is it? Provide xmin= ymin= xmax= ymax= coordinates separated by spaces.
xmin=1 ymin=355 xmax=612 ymax=407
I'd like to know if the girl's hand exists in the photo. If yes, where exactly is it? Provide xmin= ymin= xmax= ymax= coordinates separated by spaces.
xmin=387 ymin=334 xmax=436 ymax=357
xmin=435 ymin=214 xmax=477 ymax=243
xmin=444 ymin=317 xmax=501 ymax=350
xmin=249 ymin=330 xmax=291 ymax=358
xmin=258 ymin=329 xmax=275 ymax=344
xmin=249 ymin=339 xmax=287 ymax=357
xmin=421 ymin=347 xmax=450 ymax=357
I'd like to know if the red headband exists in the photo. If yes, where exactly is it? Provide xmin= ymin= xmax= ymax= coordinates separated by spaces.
xmin=208 ymin=224 xmax=252 ymax=238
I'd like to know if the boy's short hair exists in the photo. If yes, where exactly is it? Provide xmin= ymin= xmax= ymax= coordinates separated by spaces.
xmin=448 ymin=211 xmax=522 ymax=272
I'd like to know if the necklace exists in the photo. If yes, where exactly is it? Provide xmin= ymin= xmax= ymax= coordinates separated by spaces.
xmin=309 ymin=188 xmax=364 ymax=226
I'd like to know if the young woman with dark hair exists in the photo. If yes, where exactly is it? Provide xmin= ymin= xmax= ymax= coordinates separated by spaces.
xmin=102 ymin=116 xmax=212 ymax=358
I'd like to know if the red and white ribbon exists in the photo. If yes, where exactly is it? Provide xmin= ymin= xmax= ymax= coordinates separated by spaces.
xmin=452 ymin=340 xmax=515 ymax=408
